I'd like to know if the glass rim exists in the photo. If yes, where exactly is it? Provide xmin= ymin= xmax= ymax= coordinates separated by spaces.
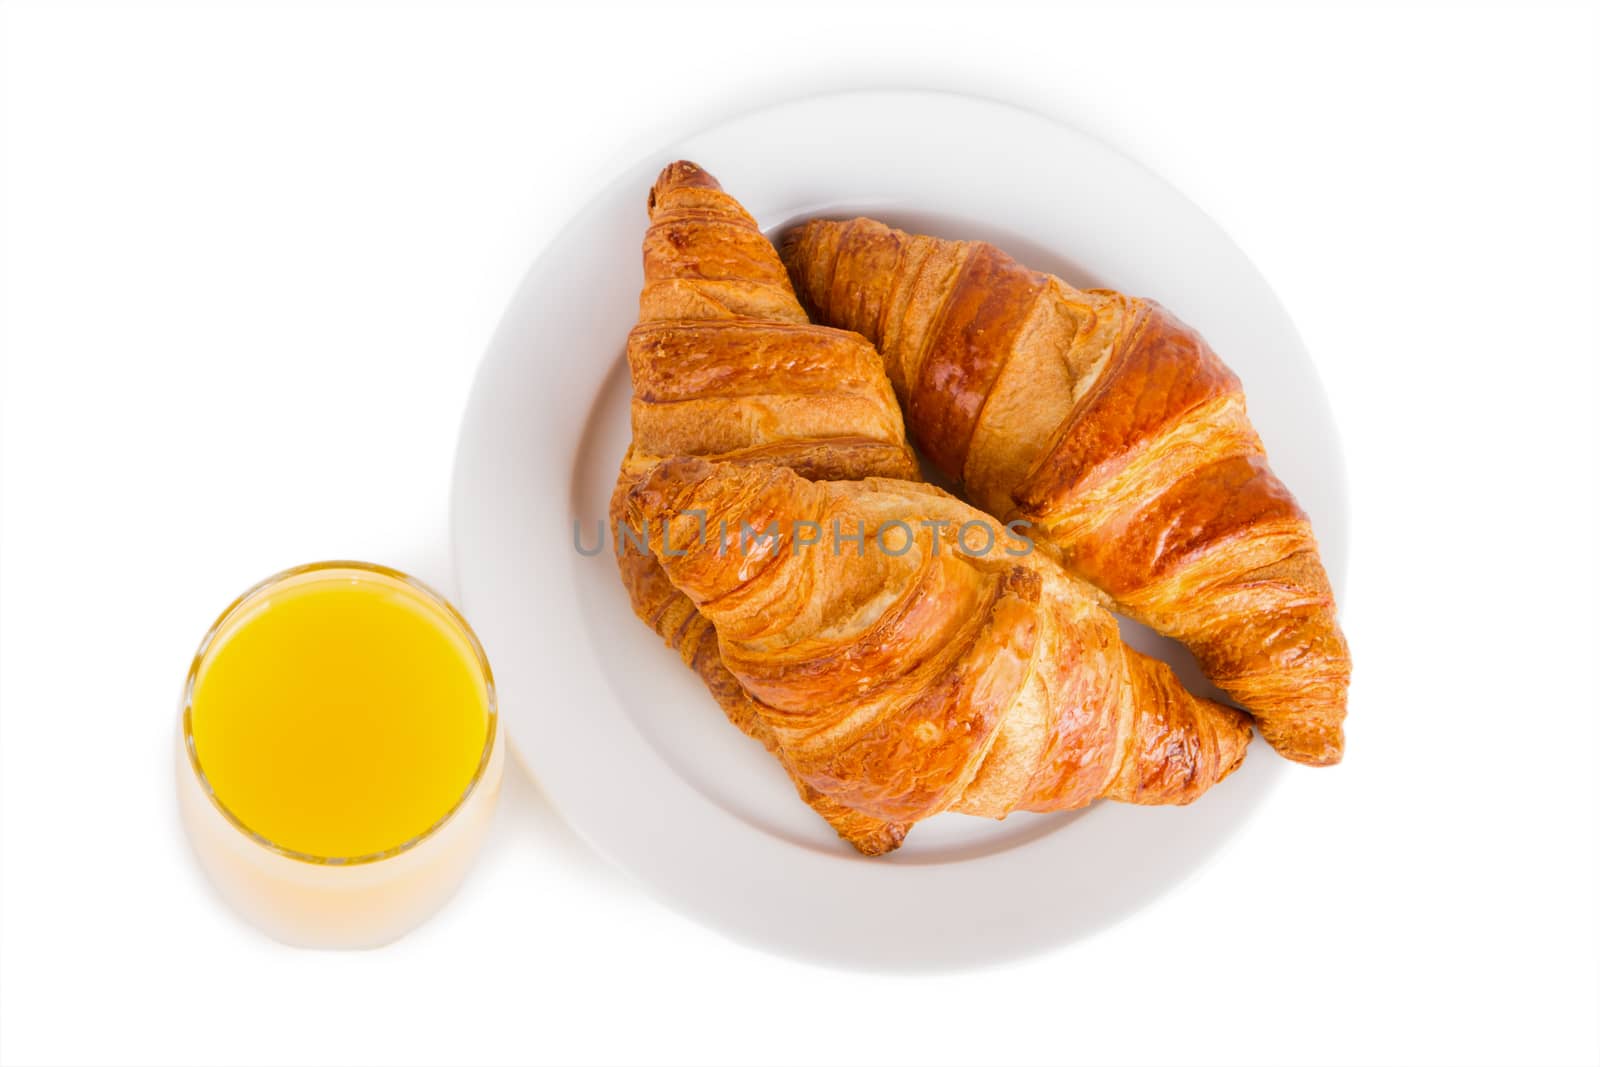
xmin=180 ymin=559 xmax=499 ymax=867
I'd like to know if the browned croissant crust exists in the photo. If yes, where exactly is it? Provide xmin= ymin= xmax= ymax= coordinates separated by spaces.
xmin=612 ymin=162 xmax=920 ymax=854
xmin=782 ymin=218 xmax=1350 ymax=765
xmin=626 ymin=458 xmax=1252 ymax=827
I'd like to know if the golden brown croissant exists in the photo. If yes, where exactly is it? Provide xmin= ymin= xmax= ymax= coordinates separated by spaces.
xmin=611 ymin=162 xmax=920 ymax=854
xmin=625 ymin=457 xmax=1252 ymax=828
xmin=782 ymin=218 xmax=1350 ymax=765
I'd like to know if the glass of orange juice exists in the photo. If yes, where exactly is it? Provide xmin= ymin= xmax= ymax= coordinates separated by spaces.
xmin=176 ymin=561 xmax=504 ymax=948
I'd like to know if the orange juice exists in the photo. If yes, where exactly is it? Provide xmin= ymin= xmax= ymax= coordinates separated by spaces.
xmin=179 ymin=562 xmax=502 ymax=948
xmin=188 ymin=567 xmax=492 ymax=859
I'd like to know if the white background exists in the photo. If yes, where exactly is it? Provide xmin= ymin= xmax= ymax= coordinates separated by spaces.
xmin=2 ymin=2 xmax=1596 ymax=1065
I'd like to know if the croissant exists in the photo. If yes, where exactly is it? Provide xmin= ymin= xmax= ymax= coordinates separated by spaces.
xmin=782 ymin=218 xmax=1350 ymax=765
xmin=611 ymin=162 xmax=920 ymax=854
xmin=625 ymin=457 xmax=1252 ymax=829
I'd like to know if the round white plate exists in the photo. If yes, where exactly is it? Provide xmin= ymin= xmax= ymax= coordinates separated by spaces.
xmin=451 ymin=90 xmax=1347 ymax=969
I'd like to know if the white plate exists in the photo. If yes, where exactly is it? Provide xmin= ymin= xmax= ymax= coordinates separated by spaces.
xmin=451 ymin=90 xmax=1347 ymax=969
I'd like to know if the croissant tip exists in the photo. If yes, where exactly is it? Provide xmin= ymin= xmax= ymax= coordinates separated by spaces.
xmin=1262 ymin=720 xmax=1345 ymax=767
xmin=775 ymin=224 xmax=801 ymax=262
xmin=849 ymin=823 xmax=910 ymax=857
xmin=775 ymin=218 xmax=832 ymax=256
xmin=1210 ymin=705 xmax=1253 ymax=785
xmin=648 ymin=160 xmax=722 ymax=214
xmin=1291 ymin=746 xmax=1344 ymax=768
